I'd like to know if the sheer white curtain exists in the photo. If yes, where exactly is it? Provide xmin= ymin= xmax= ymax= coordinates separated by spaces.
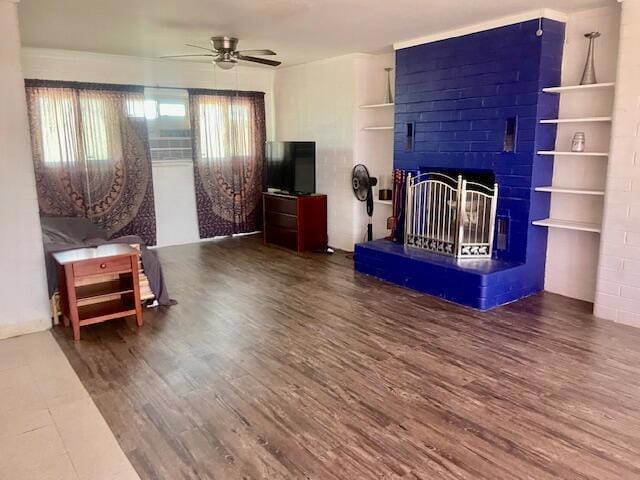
xmin=198 ymin=97 xmax=252 ymax=160
xmin=37 ymin=88 xmax=80 ymax=166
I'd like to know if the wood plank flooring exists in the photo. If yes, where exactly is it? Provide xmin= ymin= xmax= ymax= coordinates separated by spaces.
xmin=52 ymin=235 xmax=640 ymax=480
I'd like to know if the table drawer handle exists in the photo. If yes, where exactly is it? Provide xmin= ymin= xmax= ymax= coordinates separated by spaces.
xmin=100 ymin=263 xmax=107 ymax=269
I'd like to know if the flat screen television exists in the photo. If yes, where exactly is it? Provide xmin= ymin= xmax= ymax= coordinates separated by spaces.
xmin=266 ymin=141 xmax=316 ymax=195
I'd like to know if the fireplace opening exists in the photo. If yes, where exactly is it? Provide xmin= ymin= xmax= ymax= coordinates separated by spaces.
xmin=405 ymin=169 xmax=498 ymax=258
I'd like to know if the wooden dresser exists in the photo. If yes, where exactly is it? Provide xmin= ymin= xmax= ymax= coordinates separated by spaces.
xmin=263 ymin=192 xmax=328 ymax=253
xmin=52 ymin=244 xmax=143 ymax=340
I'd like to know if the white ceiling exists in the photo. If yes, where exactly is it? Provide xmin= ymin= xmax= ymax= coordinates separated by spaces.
xmin=18 ymin=0 xmax=614 ymax=67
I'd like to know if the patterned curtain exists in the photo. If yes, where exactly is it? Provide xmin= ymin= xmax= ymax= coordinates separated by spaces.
xmin=25 ymin=81 xmax=157 ymax=245
xmin=189 ymin=90 xmax=266 ymax=238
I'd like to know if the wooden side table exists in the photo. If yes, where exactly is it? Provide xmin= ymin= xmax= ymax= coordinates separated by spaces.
xmin=52 ymin=244 xmax=143 ymax=341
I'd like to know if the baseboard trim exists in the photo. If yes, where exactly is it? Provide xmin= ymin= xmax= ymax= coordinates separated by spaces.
xmin=151 ymin=231 xmax=261 ymax=249
xmin=0 ymin=318 xmax=51 ymax=341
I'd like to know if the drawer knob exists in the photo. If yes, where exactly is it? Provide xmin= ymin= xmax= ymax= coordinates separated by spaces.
xmin=100 ymin=263 xmax=107 ymax=269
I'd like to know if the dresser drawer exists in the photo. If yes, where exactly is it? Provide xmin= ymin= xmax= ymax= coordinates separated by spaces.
xmin=264 ymin=195 xmax=297 ymax=215
xmin=73 ymin=255 xmax=132 ymax=278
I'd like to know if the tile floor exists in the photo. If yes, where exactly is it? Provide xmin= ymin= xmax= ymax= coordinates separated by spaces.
xmin=0 ymin=331 xmax=139 ymax=480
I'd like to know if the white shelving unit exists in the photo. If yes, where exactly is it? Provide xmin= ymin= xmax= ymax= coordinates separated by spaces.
xmin=360 ymin=102 xmax=394 ymax=109
xmin=532 ymin=218 xmax=601 ymax=233
xmin=537 ymin=150 xmax=608 ymax=157
xmin=533 ymin=82 xmax=615 ymax=239
xmin=542 ymin=82 xmax=615 ymax=93
xmin=535 ymin=186 xmax=605 ymax=196
xmin=358 ymin=72 xmax=396 ymax=240
xmin=540 ymin=116 xmax=612 ymax=124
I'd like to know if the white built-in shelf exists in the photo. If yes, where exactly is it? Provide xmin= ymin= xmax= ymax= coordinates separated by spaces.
xmin=363 ymin=126 xmax=394 ymax=131
xmin=374 ymin=199 xmax=393 ymax=205
xmin=535 ymin=186 xmax=605 ymax=196
xmin=540 ymin=117 xmax=612 ymax=124
xmin=537 ymin=150 xmax=608 ymax=157
xmin=542 ymin=82 xmax=615 ymax=93
xmin=359 ymin=102 xmax=394 ymax=109
xmin=532 ymin=218 xmax=601 ymax=233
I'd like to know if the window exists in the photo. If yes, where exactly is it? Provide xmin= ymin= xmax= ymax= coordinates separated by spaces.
xmin=39 ymin=94 xmax=79 ymax=165
xmin=143 ymin=88 xmax=189 ymax=122
xmin=198 ymin=101 xmax=252 ymax=159
xmin=145 ymin=100 xmax=159 ymax=120
xmin=36 ymin=90 xmax=114 ymax=165
xmin=79 ymin=95 xmax=110 ymax=161
xmin=159 ymin=103 xmax=186 ymax=117
xmin=144 ymin=88 xmax=192 ymax=163
xmin=126 ymin=99 xmax=159 ymax=120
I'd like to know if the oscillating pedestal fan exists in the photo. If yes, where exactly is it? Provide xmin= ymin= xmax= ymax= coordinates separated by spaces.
xmin=351 ymin=164 xmax=378 ymax=241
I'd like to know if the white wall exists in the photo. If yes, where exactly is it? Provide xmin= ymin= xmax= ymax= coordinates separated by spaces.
xmin=151 ymin=162 xmax=200 ymax=246
xmin=594 ymin=0 xmax=640 ymax=327
xmin=274 ymin=53 xmax=395 ymax=251
xmin=0 ymin=0 xmax=50 ymax=339
xmin=274 ymin=55 xmax=359 ymax=251
xmin=544 ymin=5 xmax=620 ymax=302
xmin=21 ymin=48 xmax=275 ymax=247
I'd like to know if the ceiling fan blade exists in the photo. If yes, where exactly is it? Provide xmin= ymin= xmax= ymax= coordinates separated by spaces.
xmin=237 ymin=55 xmax=281 ymax=67
xmin=185 ymin=43 xmax=217 ymax=53
xmin=160 ymin=54 xmax=216 ymax=59
xmin=237 ymin=49 xmax=277 ymax=56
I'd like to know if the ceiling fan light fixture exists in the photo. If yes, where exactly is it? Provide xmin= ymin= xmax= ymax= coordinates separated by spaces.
xmin=216 ymin=61 xmax=236 ymax=70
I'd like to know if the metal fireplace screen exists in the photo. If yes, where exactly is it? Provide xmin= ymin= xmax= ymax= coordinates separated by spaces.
xmin=404 ymin=172 xmax=498 ymax=258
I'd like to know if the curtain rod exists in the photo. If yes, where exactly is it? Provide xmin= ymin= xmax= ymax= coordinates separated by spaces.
xmin=24 ymin=78 xmax=266 ymax=98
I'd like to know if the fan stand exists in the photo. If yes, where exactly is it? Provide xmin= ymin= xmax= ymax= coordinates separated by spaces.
xmin=366 ymin=188 xmax=374 ymax=242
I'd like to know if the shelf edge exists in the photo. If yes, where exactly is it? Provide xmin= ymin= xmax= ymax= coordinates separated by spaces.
xmin=537 ymin=151 xmax=608 ymax=157
xmin=535 ymin=187 xmax=605 ymax=196
xmin=532 ymin=218 xmax=601 ymax=233
xmin=542 ymin=82 xmax=615 ymax=93
xmin=359 ymin=103 xmax=395 ymax=109
xmin=540 ymin=117 xmax=612 ymax=124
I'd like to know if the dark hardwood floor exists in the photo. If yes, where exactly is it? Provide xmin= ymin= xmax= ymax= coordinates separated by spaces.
xmin=53 ymin=235 xmax=640 ymax=480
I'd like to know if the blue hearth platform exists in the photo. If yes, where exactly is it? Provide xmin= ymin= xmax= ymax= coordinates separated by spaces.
xmin=354 ymin=240 xmax=543 ymax=310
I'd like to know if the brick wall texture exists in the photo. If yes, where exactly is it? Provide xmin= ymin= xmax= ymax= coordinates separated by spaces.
xmin=595 ymin=0 xmax=640 ymax=326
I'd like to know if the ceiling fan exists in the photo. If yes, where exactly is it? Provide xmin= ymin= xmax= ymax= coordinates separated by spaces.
xmin=161 ymin=36 xmax=281 ymax=70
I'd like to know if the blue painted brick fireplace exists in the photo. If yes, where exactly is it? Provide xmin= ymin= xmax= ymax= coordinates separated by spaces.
xmin=355 ymin=18 xmax=566 ymax=310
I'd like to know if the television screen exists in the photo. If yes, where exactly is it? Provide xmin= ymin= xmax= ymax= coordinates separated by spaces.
xmin=266 ymin=141 xmax=316 ymax=194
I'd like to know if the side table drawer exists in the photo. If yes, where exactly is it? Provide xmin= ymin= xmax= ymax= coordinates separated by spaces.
xmin=73 ymin=255 xmax=132 ymax=278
